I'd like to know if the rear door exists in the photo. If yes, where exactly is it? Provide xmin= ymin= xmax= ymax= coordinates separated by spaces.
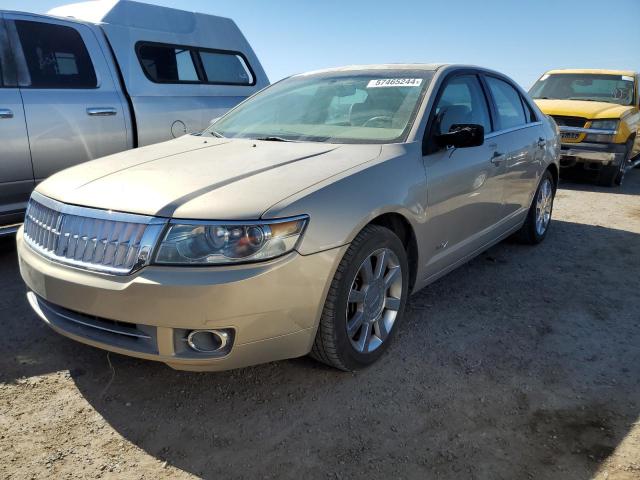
xmin=422 ymin=73 xmax=505 ymax=277
xmin=482 ymin=75 xmax=542 ymax=222
xmin=0 ymin=15 xmax=33 ymax=223
xmin=5 ymin=14 xmax=128 ymax=181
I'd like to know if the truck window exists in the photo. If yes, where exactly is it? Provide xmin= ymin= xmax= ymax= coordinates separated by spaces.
xmin=14 ymin=20 xmax=97 ymax=89
xmin=137 ymin=44 xmax=199 ymax=83
xmin=136 ymin=42 xmax=255 ymax=86
xmin=199 ymin=51 xmax=254 ymax=85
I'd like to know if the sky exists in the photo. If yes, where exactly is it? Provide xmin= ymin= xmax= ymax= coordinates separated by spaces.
xmin=3 ymin=0 xmax=640 ymax=89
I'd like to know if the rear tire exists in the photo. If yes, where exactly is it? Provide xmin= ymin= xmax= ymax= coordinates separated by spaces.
xmin=310 ymin=225 xmax=409 ymax=371
xmin=515 ymin=170 xmax=555 ymax=245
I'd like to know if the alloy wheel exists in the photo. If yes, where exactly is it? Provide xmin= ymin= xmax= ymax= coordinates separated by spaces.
xmin=535 ymin=178 xmax=553 ymax=236
xmin=346 ymin=248 xmax=403 ymax=353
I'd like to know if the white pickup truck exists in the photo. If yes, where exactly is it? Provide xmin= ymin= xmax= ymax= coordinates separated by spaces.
xmin=0 ymin=0 xmax=269 ymax=234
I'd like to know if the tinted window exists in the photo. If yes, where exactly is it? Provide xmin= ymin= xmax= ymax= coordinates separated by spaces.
xmin=200 ymin=51 xmax=253 ymax=85
xmin=0 ymin=28 xmax=4 ymax=86
xmin=15 ymin=20 xmax=97 ymax=89
xmin=530 ymin=73 xmax=635 ymax=106
xmin=138 ymin=44 xmax=199 ymax=83
xmin=521 ymin=95 xmax=538 ymax=123
xmin=486 ymin=77 xmax=527 ymax=130
xmin=433 ymin=75 xmax=491 ymax=135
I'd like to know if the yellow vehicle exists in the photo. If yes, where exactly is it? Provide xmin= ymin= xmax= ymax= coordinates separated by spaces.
xmin=530 ymin=69 xmax=640 ymax=186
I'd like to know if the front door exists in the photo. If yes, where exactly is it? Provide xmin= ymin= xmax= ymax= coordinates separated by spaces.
xmin=0 ymin=16 xmax=32 ymax=224
xmin=422 ymin=74 xmax=505 ymax=278
xmin=5 ymin=15 xmax=128 ymax=182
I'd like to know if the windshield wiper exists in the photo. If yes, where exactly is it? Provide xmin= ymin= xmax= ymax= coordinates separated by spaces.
xmin=208 ymin=130 xmax=225 ymax=138
xmin=256 ymin=136 xmax=294 ymax=142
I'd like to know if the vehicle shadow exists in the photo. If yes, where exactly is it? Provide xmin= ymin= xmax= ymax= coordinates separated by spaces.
xmin=2 ymin=216 xmax=638 ymax=478
xmin=559 ymin=165 xmax=640 ymax=196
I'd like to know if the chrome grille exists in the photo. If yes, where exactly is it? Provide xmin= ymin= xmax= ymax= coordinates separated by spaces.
xmin=23 ymin=192 xmax=167 ymax=275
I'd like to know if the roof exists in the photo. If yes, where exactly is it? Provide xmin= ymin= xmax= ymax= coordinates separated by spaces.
xmin=545 ymin=69 xmax=636 ymax=77
xmin=47 ymin=0 xmax=232 ymax=33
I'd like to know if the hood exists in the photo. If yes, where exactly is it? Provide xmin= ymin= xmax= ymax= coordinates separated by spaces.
xmin=534 ymin=99 xmax=634 ymax=120
xmin=37 ymin=135 xmax=382 ymax=220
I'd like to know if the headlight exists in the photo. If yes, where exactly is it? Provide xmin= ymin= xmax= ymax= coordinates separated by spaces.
xmin=586 ymin=119 xmax=619 ymax=143
xmin=154 ymin=216 xmax=308 ymax=265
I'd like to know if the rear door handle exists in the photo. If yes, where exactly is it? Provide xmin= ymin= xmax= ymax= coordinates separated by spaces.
xmin=87 ymin=107 xmax=117 ymax=117
xmin=0 ymin=109 xmax=14 ymax=119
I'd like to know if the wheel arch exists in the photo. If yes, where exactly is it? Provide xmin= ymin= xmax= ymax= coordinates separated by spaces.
xmin=546 ymin=162 xmax=559 ymax=190
xmin=367 ymin=212 xmax=419 ymax=293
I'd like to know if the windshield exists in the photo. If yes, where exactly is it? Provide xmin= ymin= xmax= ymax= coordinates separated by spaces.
xmin=204 ymin=72 xmax=434 ymax=143
xmin=530 ymin=73 xmax=635 ymax=106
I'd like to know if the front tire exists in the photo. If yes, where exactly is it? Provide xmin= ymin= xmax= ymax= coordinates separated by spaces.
xmin=310 ymin=225 xmax=409 ymax=371
xmin=598 ymin=140 xmax=632 ymax=187
xmin=515 ymin=170 xmax=556 ymax=245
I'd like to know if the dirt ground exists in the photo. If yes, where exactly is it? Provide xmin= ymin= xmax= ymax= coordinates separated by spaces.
xmin=1 ymin=169 xmax=639 ymax=480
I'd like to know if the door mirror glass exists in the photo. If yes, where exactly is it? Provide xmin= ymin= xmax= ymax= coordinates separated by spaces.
xmin=436 ymin=123 xmax=484 ymax=148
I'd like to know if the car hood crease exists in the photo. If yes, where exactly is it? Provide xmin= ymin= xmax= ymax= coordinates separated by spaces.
xmin=36 ymin=136 xmax=383 ymax=220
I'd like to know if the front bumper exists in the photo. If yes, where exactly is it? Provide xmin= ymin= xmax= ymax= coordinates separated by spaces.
xmin=559 ymin=142 xmax=627 ymax=169
xmin=17 ymin=229 xmax=346 ymax=371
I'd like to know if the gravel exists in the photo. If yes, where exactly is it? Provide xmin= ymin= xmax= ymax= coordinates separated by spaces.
xmin=1 ymin=170 xmax=639 ymax=479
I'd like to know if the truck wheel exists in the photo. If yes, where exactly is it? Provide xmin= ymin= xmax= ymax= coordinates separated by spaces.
xmin=310 ymin=225 xmax=409 ymax=371
xmin=515 ymin=170 xmax=555 ymax=245
xmin=598 ymin=165 xmax=620 ymax=187
xmin=599 ymin=140 xmax=632 ymax=187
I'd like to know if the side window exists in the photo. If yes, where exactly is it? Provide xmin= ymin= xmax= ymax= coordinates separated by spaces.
xmin=14 ymin=20 xmax=97 ymax=89
xmin=138 ymin=44 xmax=199 ymax=83
xmin=136 ymin=42 xmax=256 ymax=86
xmin=433 ymin=75 xmax=492 ymax=135
xmin=521 ymin=95 xmax=538 ymax=123
xmin=485 ymin=76 xmax=527 ymax=130
xmin=199 ymin=51 xmax=253 ymax=85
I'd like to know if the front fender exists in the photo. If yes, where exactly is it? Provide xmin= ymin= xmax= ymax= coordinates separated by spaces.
xmin=262 ymin=143 xmax=428 ymax=256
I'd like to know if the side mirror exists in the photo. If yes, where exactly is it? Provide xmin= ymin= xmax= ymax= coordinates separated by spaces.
xmin=436 ymin=124 xmax=484 ymax=149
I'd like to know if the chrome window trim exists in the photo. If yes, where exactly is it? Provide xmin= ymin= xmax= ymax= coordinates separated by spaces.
xmin=484 ymin=121 xmax=542 ymax=139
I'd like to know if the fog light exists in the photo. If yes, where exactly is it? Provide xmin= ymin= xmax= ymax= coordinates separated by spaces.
xmin=186 ymin=329 xmax=230 ymax=353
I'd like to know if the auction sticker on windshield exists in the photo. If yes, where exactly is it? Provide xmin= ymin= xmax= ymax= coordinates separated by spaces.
xmin=367 ymin=78 xmax=423 ymax=88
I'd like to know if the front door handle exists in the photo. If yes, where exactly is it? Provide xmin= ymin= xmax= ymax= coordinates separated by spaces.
xmin=86 ymin=107 xmax=117 ymax=117
xmin=490 ymin=152 xmax=505 ymax=166
xmin=0 ymin=109 xmax=14 ymax=119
